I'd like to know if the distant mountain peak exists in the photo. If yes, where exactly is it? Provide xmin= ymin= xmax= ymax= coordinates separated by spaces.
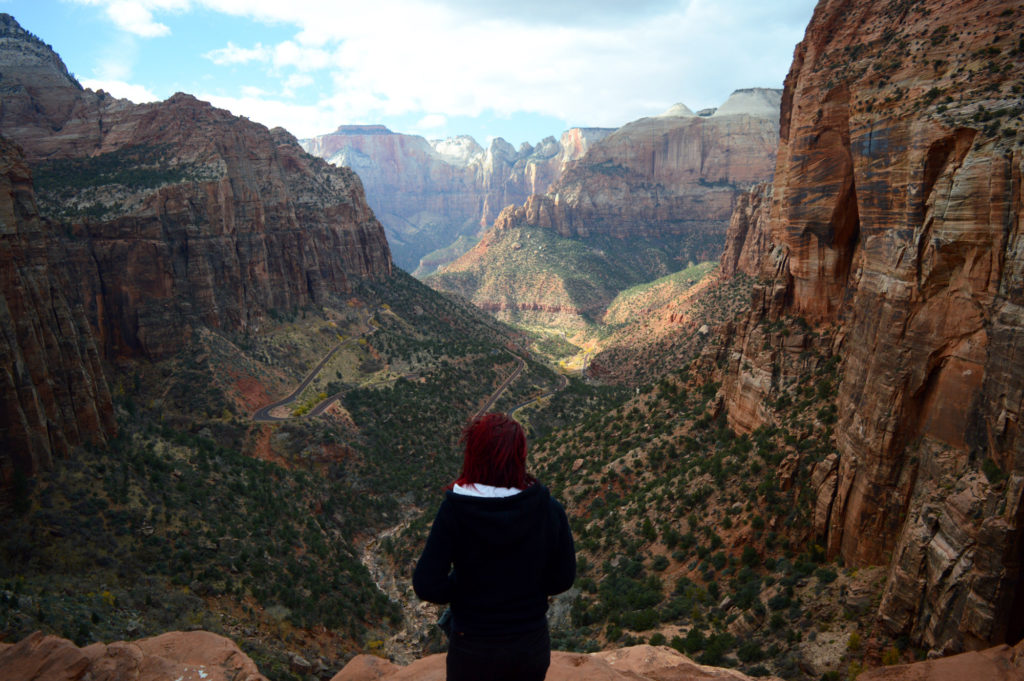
xmin=657 ymin=102 xmax=696 ymax=118
xmin=713 ymin=87 xmax=783 ymax=118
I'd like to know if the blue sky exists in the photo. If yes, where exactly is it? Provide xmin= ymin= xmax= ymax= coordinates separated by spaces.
xmin=4 ymin=0 xmax=818 ymax=146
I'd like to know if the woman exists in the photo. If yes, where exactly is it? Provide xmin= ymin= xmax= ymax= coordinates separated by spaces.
xmin=413 ymin=413 xmax=576 ymax=681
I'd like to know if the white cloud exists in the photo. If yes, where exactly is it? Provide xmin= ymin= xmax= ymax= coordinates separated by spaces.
xmin=200 ymin=0 xmax=808 ymax=125
xmin=81 ymin=78 xmax=161 ymax=103
xmin=105 ymin=0 xmax=171 ymax=37
xmin=205 ymin=41 xmax=271 ymax=65
xmin=71 ymin=0 xmax=191 ymax=37
xmin=271 ymin=40 xmax=332 ymax=71
xmin=413 ymin=114 xmax=448 ymax=133
xmin=197 ymin=92 xmax=351 ymax=139
xmin=74 ymin=0 xmax=817 ymax=138
xmin=282 ymin=73 xmax=314 ymax=97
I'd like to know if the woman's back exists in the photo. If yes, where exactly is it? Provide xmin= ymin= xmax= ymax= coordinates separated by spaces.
xmin=413 ymin=482 xmax=575 ymax=635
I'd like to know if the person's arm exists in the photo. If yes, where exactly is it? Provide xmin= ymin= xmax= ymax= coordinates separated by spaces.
xmin=413 ymin=501 xmax=457 ymax=604
xmin=544 ymin=500 xmax=577 ymax=595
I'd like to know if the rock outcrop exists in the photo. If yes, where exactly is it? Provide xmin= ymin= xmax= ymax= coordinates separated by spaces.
xmin=301 ymin=124 xmax=612 ymax=272
xmin=333 ymin=645 xmax=778 ymax=681
xmin=0 ymin=13 xmax=391 ymax=483
xmin=0 ymin=630 xmax=268 ymax=681
xmin=719 ymin=0 xmax=1024 ymax=654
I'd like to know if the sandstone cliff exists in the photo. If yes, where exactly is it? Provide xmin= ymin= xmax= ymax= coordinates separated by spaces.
xmin=0 ymin=14 xmax=392 ymax=482
xmin=1 ymin=14 xmax=391 ymax=361
xmin=492 ymin=90 xmax=781 ymax=245
xmin=719 ymin=0 xmax=1024 ymax=654
xmin=0 ymin=136 xmax=115 ymax=485
xmin=301 ymin=124 xmax=612 ymax=272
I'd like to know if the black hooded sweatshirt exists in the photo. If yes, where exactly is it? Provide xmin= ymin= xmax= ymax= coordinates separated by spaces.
xmin=412 ymin=483 xmax=576 ymax=636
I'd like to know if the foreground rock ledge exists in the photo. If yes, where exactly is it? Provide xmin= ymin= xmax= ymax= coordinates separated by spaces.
xmin=0 ymin=630 xmax=267 ymax=681
xmin=4 ymin=633 xmax=1022 ymax=681
xmin=333 ymin=645 xmax=779 ymax=680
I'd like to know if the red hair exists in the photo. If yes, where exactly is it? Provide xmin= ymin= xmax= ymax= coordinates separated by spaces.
xmin=453 ymin=413 xmax=535 ymax=490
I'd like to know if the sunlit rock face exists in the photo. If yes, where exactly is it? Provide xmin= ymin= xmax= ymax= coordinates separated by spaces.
xmin=301 ymin=124 xmax=613 ymax=272
xmin=424 ymin=90 xmax=781 ymax=329
xmin=720 ymin=0 xmax=1024 ymax=654
xmin=493 ymin=88 xmax=781 ymax=245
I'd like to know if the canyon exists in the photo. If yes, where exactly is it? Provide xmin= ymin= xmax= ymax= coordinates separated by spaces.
xmin=2 ymin=0 xmax=1024 ymax=676
xmin=301 ymin=124 xmax=613 ymax=273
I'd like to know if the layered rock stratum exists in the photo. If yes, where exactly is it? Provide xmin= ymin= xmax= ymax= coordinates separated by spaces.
xmin=0 ymin=13 xmax=391 ymax=486
xmin=301 ymin=124 xmax=613 ymax=272
xmin=719 ymin=0 xmax=1024 ymax=654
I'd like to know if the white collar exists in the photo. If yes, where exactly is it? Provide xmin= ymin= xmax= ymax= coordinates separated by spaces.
xmin=452 ymin=483 xmax=522 ymax=498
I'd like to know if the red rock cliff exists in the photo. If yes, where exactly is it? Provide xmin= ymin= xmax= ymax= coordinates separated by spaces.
xmin=0 ymin=14 xmax=391 ymax=484
xmin=721 ymin=0 xmax=1024 ymax=653
xmin=0 ymin=137 xmax=115 ymax=486
xmin=0 ymin=14 xmax=392 ymax=362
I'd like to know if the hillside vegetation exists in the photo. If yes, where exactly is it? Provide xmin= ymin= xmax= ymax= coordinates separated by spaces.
xmin=0 ymin=271 xmax=572 ymax=680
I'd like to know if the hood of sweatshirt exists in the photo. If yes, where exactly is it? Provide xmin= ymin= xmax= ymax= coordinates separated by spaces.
xmin=444 ymin=483 xmax=550 ymax=549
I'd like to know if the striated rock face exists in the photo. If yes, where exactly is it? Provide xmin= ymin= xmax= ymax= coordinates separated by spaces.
xmin=301 ymin=124 xmax=612 ymax=272
xmin=720 ymin=0 xmax=1024 ymax=654
xmin=0 ymin=14 xmax=392 ymax=362
xmin=0 ymin=137 xmax=115 ymax=484
xmin=0 ymin=630 xmax=268 ymax=681
xmin=493 ymin=88 xmax=781 ymax=246
xmin=332 ymin=645 xmax=779 ymax=681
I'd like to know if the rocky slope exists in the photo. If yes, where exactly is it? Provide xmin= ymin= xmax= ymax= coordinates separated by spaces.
xmin=718 ymin=0 xmax=1024 ymax=655
xmin=0 ymin=13 xmax=391 ymax=487
xmin=301 ymin=124 xmax=612 ymax=272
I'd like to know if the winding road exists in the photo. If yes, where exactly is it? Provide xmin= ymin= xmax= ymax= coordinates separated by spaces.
xmin=251 ymin=310 xmax=377 ymax=422
xmin=253 ymin=309 xmax=577 ymax=429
